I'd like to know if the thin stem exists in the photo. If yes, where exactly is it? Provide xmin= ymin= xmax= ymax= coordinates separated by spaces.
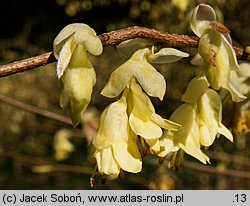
xmin=0 ymin=26 xmax=249 ymax=77
xmin=204 ymin=150 xmax=250 ymax=168
xmin=0 ymin=150 xmax=150 ymax=188
xmin=182 ymin=161 xmax=250 ymax=179
xmin=0 ymin=94 xmax=72 ymax=125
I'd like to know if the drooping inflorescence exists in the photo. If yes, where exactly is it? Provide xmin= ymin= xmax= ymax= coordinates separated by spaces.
xmin=53 ymin=4 xmax=248 ymax=178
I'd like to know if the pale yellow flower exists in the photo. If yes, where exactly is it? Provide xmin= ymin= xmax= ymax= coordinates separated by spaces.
xmin=102 ymin=40 xmax=188 ymax=100
xmin=158 ymin=103 xmax=210 ymax=164
xmin=102 ymin=48 xmax=166 ymax=100
xmin=53 ymin=23 xmax=103 ymax=126
xmin=159 ymin=76 xmax=233 ymax=164
xmin=127 ymin=79 xmax=181 ymax=152
xmin=190 ymin=4 xmax=246 ymax=102
xmin=54 ymin=129 xmax=74 ymax=161
xmin=89 ymin=96 xmax=142 ymax=176
xmin=54 ymin=23 xmax=102 ymax=78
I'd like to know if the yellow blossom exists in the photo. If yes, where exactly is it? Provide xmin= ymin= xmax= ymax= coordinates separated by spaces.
xmin=89 ymin=96 xmax=142 ymax=176
xmin=159 ymin=103 xmax=210 ymax=164
xmin=53 ymin=23 xmax=103 ymax=126
xmin=54 ymin=129 xmax=74 ymax=161
xmin=102 ymin=40 xmax=188 ymax=100
xmin=159 ymin=76 xmax=233 ymax=164
xmin=127 ymin=79 xmax=181 ymax=152
xmin=102 ymin=48 xmax=166 ymax=100
xmin=190 ymin=4 xmax=246 ymax=102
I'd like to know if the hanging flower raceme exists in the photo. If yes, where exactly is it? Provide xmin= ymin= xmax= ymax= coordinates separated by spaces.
xmin=92 ymin=39 xmax=188 ymax=174
xmin=53 ymin=23 xmax=103 ymax=126
xmin=190 ymin=4 xmax=246 ymax=102
xmin=158 ymin=76 xmax=233 ymax=165
xmin=88 ymin=96 xmax=142 ymax=176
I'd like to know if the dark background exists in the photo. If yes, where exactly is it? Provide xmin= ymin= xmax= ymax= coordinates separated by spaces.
xmin=0 ymin=0 xmax=250 ymax=189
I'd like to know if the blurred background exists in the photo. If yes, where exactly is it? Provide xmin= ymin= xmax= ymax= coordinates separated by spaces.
xmin=0 ymin=0 xmax=250 ymax=189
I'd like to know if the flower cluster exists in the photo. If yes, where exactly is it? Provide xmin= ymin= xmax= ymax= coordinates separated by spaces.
xmin=89 ymin=40 xmax=189 ymax=175
xmin=158 ymin=76 xmax=233 ymax=166
xmin=154 ymin=4 xmax=246 ymax=168
xmin=53 ymin=4 xmax=248 ymax=177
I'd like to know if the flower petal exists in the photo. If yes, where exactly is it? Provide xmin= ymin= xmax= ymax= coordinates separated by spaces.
xmin=129 ymin=109 xmax=162 ymax=139
xmin=181 ymin=75 xmax=209 ymax=103
xmin=204 ymin=39 xmax=231 ymax=90
xmin=190 ymin=53 xmax=204 ymax=65
xmin=68 ymin=44 xmax=92 ymax=68
xmin=223 ymin=33 xmax=232 ymax=44
xmin=134 ymin=57 xmax=166 ymax=100
xmin=54 ymin=24 xmax=78 ymax=46
xmin=101 ymin=61 xmax=135 ymax=98
xmin=144 ymin=138 xmax=160 ymax=152
xmin=73 ymin=24 xmax=103 ymax=56
xmin=191 ymin=4 xmax=216 ymax=37
xmin=94 ymin=147 xmax=120 ymax=175
xmin=147 ymin=47 xmax=189 ymax=64
xmin=169 ymin=103 xmax=209 ymax=163
xmin=222 ymin=35 xmax=240 ymax=71
xmin=169 ymin=104 xmax=195 ymax=141
xmin=225 ymin=71 xmax=247 ymax=102
xmin=59 ymin=73 xmax=71 ymax=109
xmin=151 ymin=113 xmax=181 ymax=131
xmin=226 ymin=81 xmax=247 ymax=102
xmin=53 ymin=24 xmax=77 ymax=58
xmin=129 ymin=80 xmax=179 ymax=137
xmin=199 ymin=125 xmax=213 ymax=147
xmin=102 ymin=48 xmax=166 ymax=100
xmin=157 ymin=132 xmax=179 ymax=157
xmin=54 ymin=129 xmax=74 ymax=161
xmin=113 ymin=129 xmax=142 ymax=173
xmin=130 ymin=79 xmax=155 ymax=115
xmin=65 ymin=67 xmax=96 ymax=126
xmin=218 ymin=123 xmax=233 ymax=142
xmin=54 ymin=23 xmax=103 ymax=59
xmin=85 ymin=36 xmax=103 ymax=56
xmin=198 ymin=89 xmax=221 ymax=146
xmin=179 ymin=119 xmax=210 ymax=164
xmin=102 ymin=48 xmax=149 ymax=98
xmin=92 ymin=97 xmax=128 ymax=149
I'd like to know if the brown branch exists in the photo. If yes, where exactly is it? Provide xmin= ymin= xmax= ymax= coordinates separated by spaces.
xmin=0 ymin=150 xmax=150 ymax=188
xmin=0 ymin=150 xmax=93 ymax=175
xmin=0 ymin=94 xmax=72 ymax=125
xmin=3 ymin=150 xmax=250 ymax=184
xmin=204 ymin=150 xmax=250 ymax=168
xmin=182 ymin=161 xmax=250 ymax=179
xmin=0 ymin=52 xmax=56 ymax=77
xmin=0 ymin=26 xmax=249 ymax=77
